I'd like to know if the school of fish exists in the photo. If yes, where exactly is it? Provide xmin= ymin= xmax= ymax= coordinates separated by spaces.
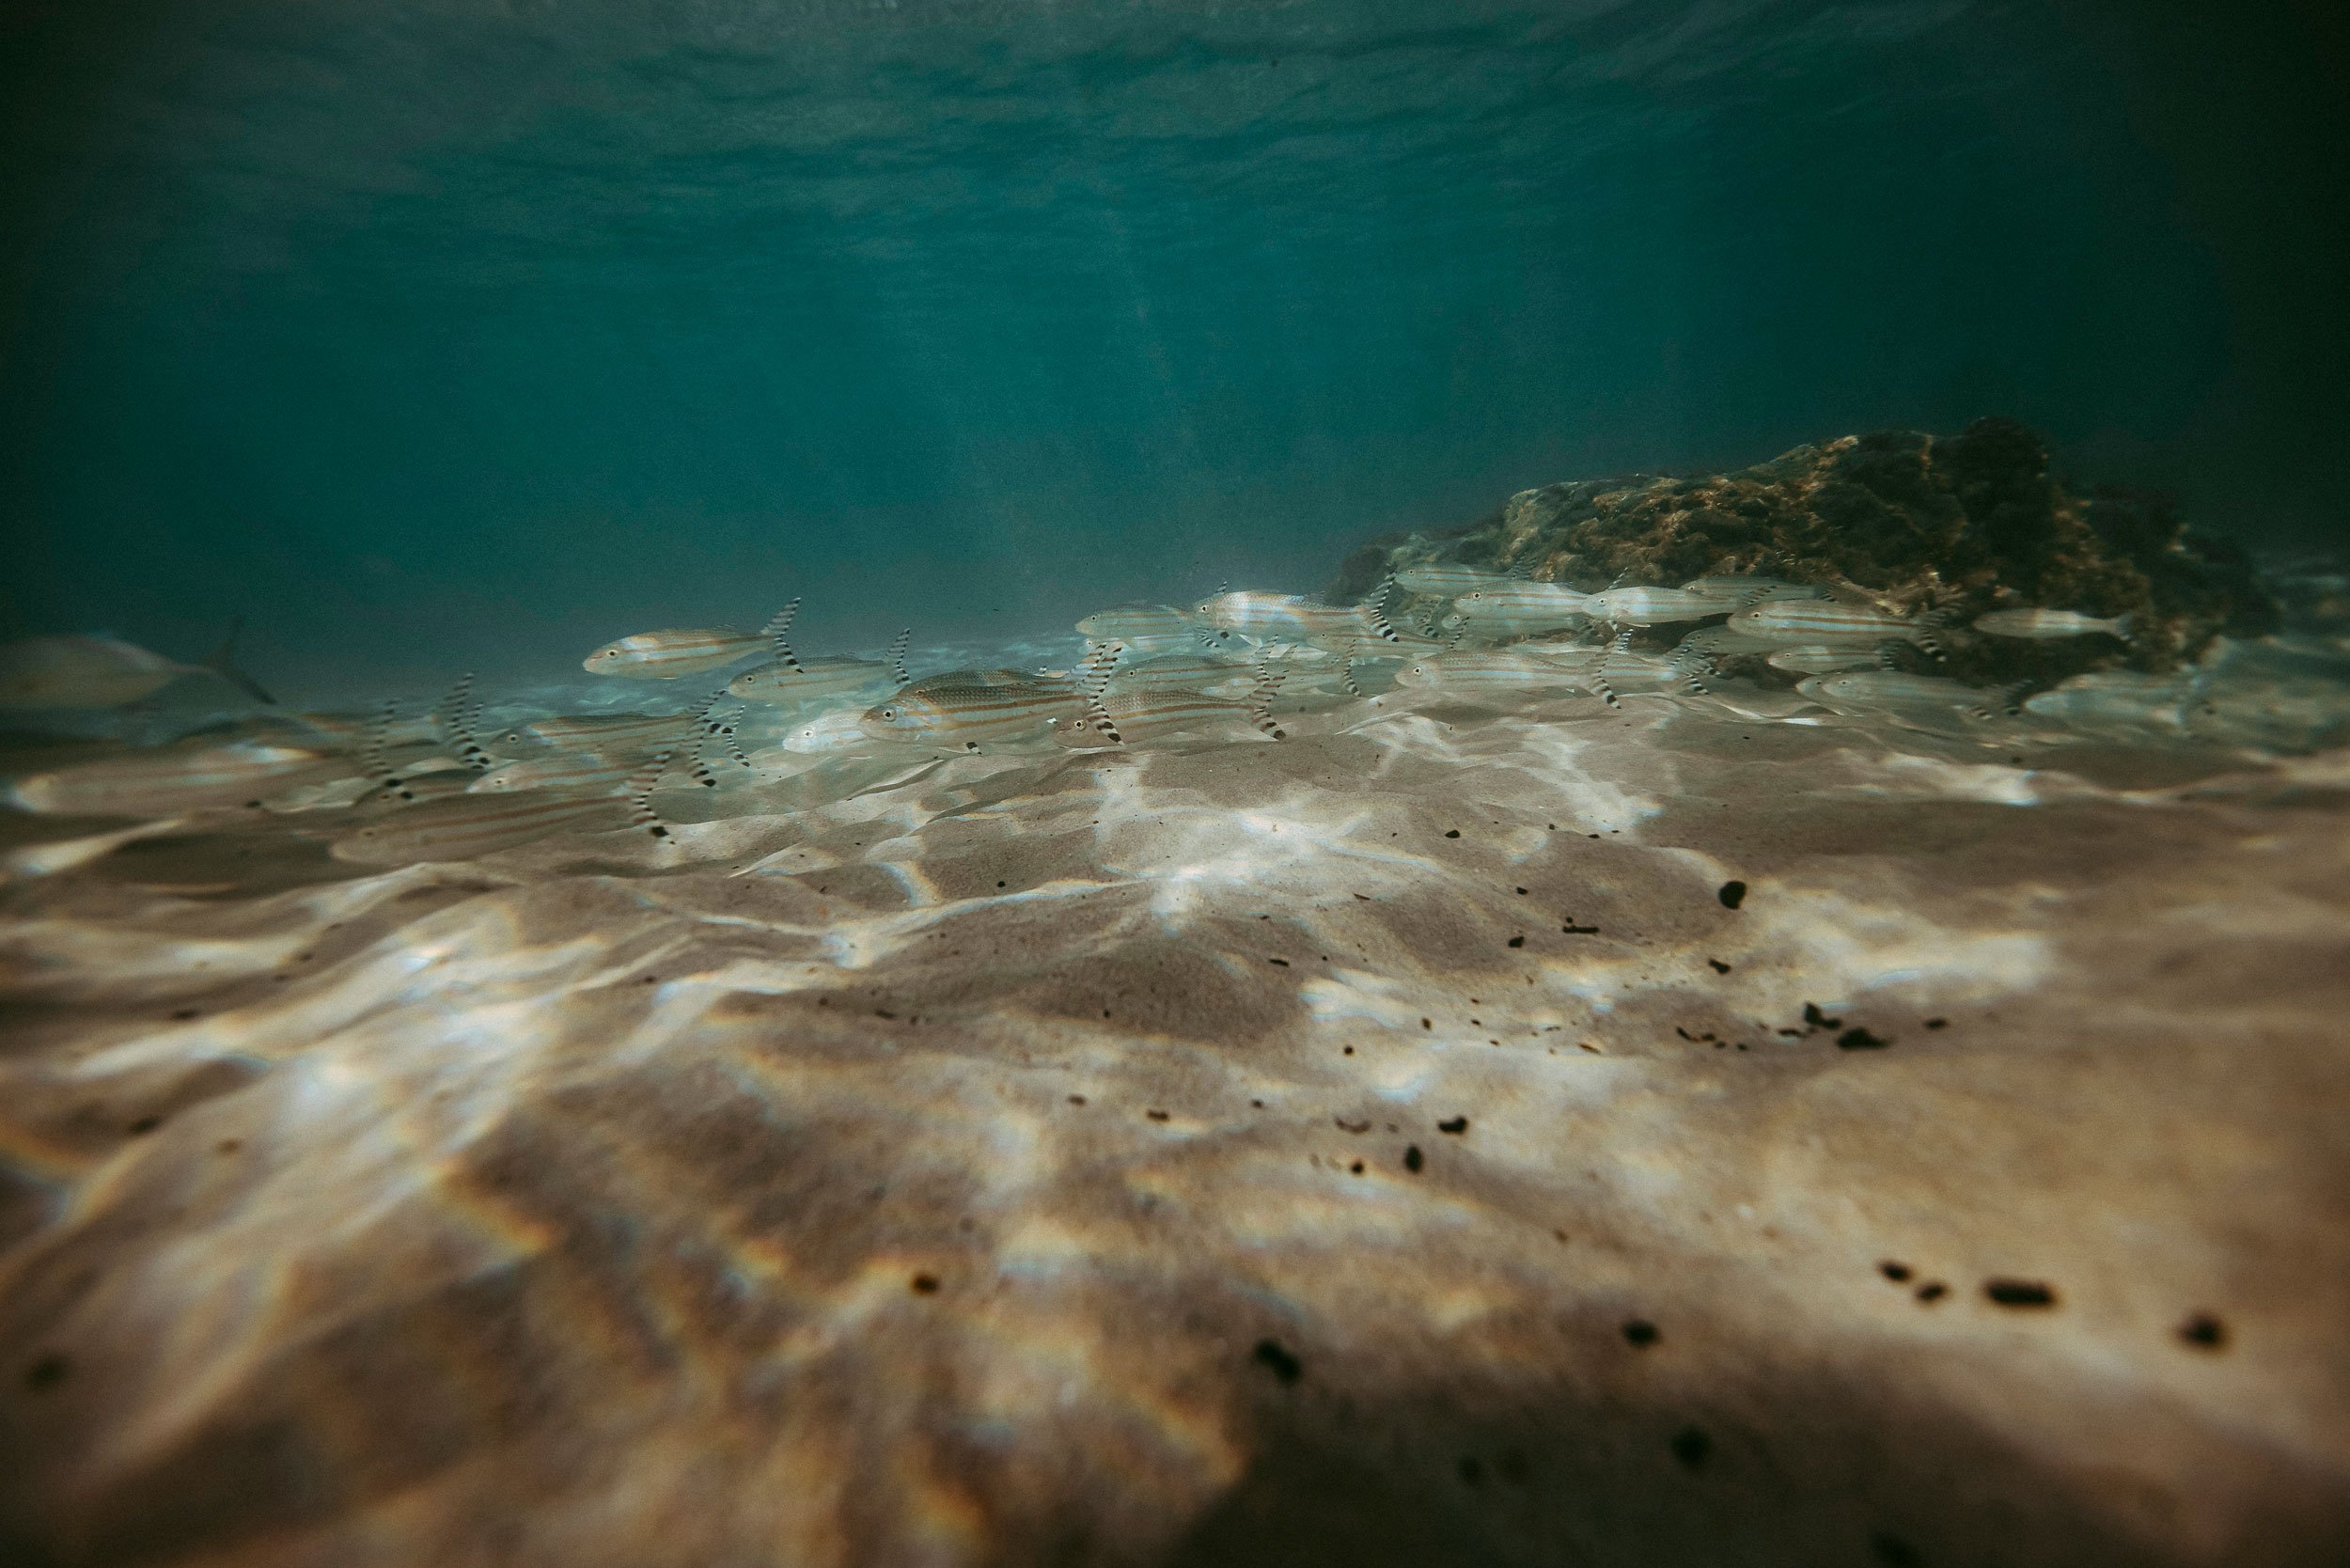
xmin=2 ymin=559 xmax=2343 ymax=872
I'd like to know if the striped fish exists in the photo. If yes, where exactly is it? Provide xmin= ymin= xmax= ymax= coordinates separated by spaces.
xmin=1973 ymin=608 xmax=2133 ymax=641
xmin=1763 ymin=645 xmax=1885 ymax=674
xmin=0 ymin=624 xmax=273 ymax=709
xmin=771 ymin=707 xmax=907 ymax=755
xmin=1727 ymin=599 xmax=1943 ymax=649
xmin=1085 ymin=684 xmax=1277 ymax=744
xmin=1390 ymin=650 xmax=1600 ymax=695
xmin=1585 ymin=586 xmax=1732 ymax=626
xmin=2022 ymin=673 xmax=2193 ymax=730
xmin=1193 ymin=591 xmax=1397 ymax=649
xmin=468 ymin=754 xmax=638 ymax=794
xmin=1679 ymin=574 xmax=1827 ymax=605
xmin=858 ymin=670 xmax=1082 ymax=750
xmin=330 ymin=789 xmax=646 ymax=863
xmin=4 ymin=741 xmax=333 ymax=816
xmin=1391 ymin=563 xmax=1515 ymax=596
xmin=516 ymin=713 xmax=700 ymax=756
xmin=1103 ymin=653 xmax=1256 ymax=698
xmin=728 ymin=657 xmax=896 ymax=706
xmin=582 ymin=627 xmax=771 ymax=678
xmin=1448 ymin=582 xmax=1594 ymax=633
xmin=1797 ymin=670 xmax=2019 ymax=719
xmin=1075 ymin=604 xmax=1209 ymax=656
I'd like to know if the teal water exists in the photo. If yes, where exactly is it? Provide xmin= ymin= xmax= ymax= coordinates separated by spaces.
xmin=2 ymin=1 xmax=2344 ymax=698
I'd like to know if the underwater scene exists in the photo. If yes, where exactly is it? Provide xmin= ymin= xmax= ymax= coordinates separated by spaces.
xmin=4 ymin=2 xmax=2348 ymax=1564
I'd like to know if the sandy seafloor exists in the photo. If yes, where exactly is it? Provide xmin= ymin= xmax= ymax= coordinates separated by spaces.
xmin=3 ymin=648 xmax=2349 ymax=1568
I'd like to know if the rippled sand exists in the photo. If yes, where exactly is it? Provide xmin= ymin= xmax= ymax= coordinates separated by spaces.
xmin=4 ymin=685 xmax=2348 ymax=1566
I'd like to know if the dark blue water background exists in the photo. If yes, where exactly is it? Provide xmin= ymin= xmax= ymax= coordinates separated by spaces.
xmin=3 ymin=1 xmax=2344 ymax=698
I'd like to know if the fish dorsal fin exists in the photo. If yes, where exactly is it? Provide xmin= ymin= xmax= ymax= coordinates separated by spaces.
xmin=763 ymin=600 xmax=803 ymax=673
xmin=433 ymin=674 xmax=494 ymax=773
xmin=364 ymin=699 xmax=415 ymax=803
xmin=1505 ymin=560 xmax=1531 ymax=580
xmin=888 ymin=628 xmax=911 ymax=685
xmin=1079 ymin=641 xmax=1123 ymax=744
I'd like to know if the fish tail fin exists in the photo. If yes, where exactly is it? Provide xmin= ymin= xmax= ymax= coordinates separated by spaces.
xmin=1248 ymin=651 xmax=1288 ymax=740
xmin=433 ymin=674 xmax=494 ymax=772
xmin=628 ymin=749 xmax=673 ymax=837
xmin=1079 ymin=642 xmax=1123 ymax=745
xmin=364 ymin=699 xmax=415 ymax=803
xmin=1362 ymin=577 xmax=1401 ymax=643
xmin=2109 ymin=614 xmax=2134 ymax=641
xmin=888 ymin=628 xmax=912 ymax=685
xmin=201 ymin=617 xmax=276 ymax=705
xmin=763 ymin=600 xmax=804 ymax=672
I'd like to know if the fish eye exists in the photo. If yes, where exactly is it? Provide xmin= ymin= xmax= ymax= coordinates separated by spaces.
xmin=881 ymin=708 xmax=897 ymax=720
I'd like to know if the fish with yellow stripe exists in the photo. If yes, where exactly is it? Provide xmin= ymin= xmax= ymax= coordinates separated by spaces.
xmin=1727 ymin=597 xmax=1946 ymax=652
xmin=583 ymin=602 xmax=801 ymax=679
xmin=858 ymin=669 xmax=1083 ymax=751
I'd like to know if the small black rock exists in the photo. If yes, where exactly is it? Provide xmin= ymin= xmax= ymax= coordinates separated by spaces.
xmin=1253 ymin=1339 xmax=1303 ymax=1385
xmin=1717 ymin=880 xmax=1747 ymax=909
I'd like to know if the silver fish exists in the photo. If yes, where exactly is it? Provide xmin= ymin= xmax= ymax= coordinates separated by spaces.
xmin=468 ymin=755 xmax=638 ymax=794
xmin=1390 ymin=650 xmax=1600 ymax=694
xmin=1103 ymin=653 xmax=1255 ymax=698
xmin=1763 ymin=645 xmax=1884 ymax=674
xmin=727 ymin=657 xmax=896 ymax=705
xmin=331 ymin=789 xmax=645 ymax=863
xmin=4 ymin=740 xmax=331 ymax=816
xmin=859 ymin=671 xmax=1082 ymax=750
xmin=517 ymin=713 xmax=700 ymax=756
xmin=1972 ymin=609 xmax=2133 ymax=641
xmin=1193 ymin=591 xmax=1394 ymax=649
xmin=1391 ymin=563 xmax=1514 ymax=596
xmin=1679 ymin=575 xmax=1826 ymax=605
xmin=2022 ymin=673 xmax=2192 ymax=729
xmin=582 ymin=627 xmax=770 ymax=678
xmin=1448 ymin=582 xmax=1594 ymax=630
xmin=1727 ymin=600 xmax=1942 ymax=648
xmin=0 ymin=622 xmax=272 ymax=709
xmin=1797 ymin=670 xmax=2016 ymax=719
xmin=1585 ymin=587 xmax=1731 ymax=626
xmin=1075 ymin=604 xmax=1209 ymax=655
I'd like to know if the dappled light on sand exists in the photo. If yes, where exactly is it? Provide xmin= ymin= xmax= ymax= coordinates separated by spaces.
xmin=4 ymin=637 xmax=2348 ymax=1566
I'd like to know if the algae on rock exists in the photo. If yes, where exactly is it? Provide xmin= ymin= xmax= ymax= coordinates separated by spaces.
xmin=1330 ymin=417 xmax=2278 ymax=684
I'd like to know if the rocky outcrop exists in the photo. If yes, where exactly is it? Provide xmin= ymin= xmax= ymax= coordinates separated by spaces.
xmin=1328 ymin=418 xmax=2280 ymax=684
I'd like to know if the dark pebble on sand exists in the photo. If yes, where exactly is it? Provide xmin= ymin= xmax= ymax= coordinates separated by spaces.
xmin=910 ymin=1274 xmax=940 ymax=1294
xmin=1622 ymin=1319 xmax=1659 ymax=1347
xmin=1404 ymin=1145 xmax=1423 ymax=1172
xmin=24 ymin=1354 xmax=70 ymax=1390
xmin=1984 ymin=1278 xmax=2058 ymax=1309
xmin=1717 ymin=880 xmax=1747 ymax=909
xmin=1438 ymin=1116 xmax=1468 ymax=1134
xmin=1669 ymin=1427 xmax=1711 ymax=1470
xmin=1837 ymin=1027 xmax=1891 ymax=1050
xmin=1507 ymin=935 xmax=1525 ymax=949
xmin=1879 ymin=1261 xmax=1912 ymax=1282
xmin=2178 ymin=1312 xmax=2228 ymax=1349
xmin=1445 ymin=829 xmax=1461 ymax=839
xmin=1253 ymin=1339 xmax=1303 ymax=1385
